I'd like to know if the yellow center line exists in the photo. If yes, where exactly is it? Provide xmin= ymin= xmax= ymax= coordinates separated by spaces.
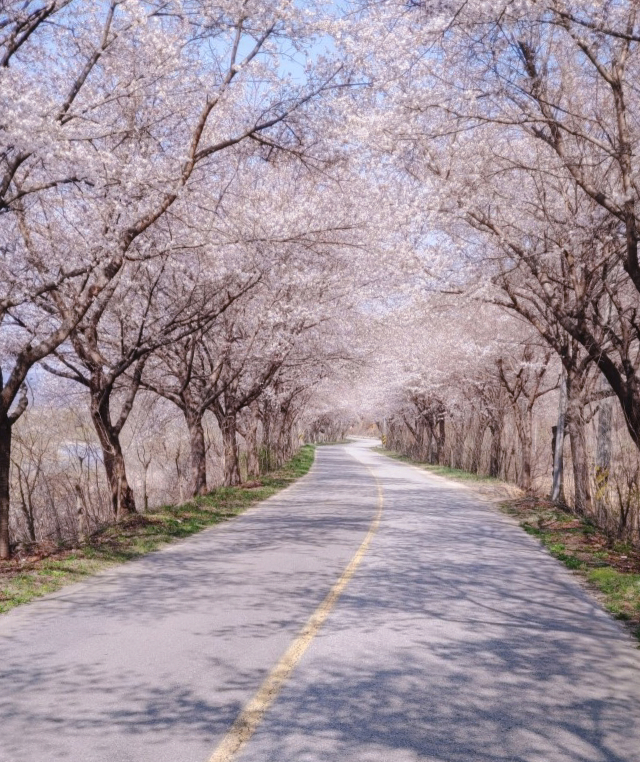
xmin=207 ymin=465 xmax=384 ymax=762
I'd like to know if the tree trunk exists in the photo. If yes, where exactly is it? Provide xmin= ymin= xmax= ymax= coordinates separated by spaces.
xmin=90 ymin=394 xmax=136 ymax=519
xmin=469 ymin=418 xmax=485 ymax=474
xmin=423 ymin=424 xmax=434 ymax=463
xmin=516 ymin=411 xmax=533 ymax=491
xmin=16 ymin=469 xmax=37 ymax=543
xmin=104 ymin=442 xmax=136 ymax=519
xmin=261 ymin=413 xmax=273 ymax=472
xmin=186 ymin=411 xmax=207 ymax=497
xmin=551 ymin=371 xmax=567 ymax=504
xmin=488 ymin=423 xmax=502 ymax=478
xmin=435 ymin=414 xmax=446 ymax=465
xmin=452 ymin=424 xmax=464 ymax=469
xmin=595 ymin=390 xmax=613 ymax=526
xmin=142 ymin=467 xmax=149 ymax=512
xmin=520 ymin=447 xmax=532 ymax=491
xmin=277 ymin=418 xmax=294 ymax=465
xmin=75 ymin=484 xmax=88 ymax=542
xmin=0 ymin=416 xmax=12 ymax=560
xmin=566 ymin=395 xmax=593 ymax=516
xmin=245 ymin=405 xmax=260 ymax=479
xmin=221 ymin=413 xmax=241 ymax=487
xmin=550 ymin=426 xmax=565 ymax=503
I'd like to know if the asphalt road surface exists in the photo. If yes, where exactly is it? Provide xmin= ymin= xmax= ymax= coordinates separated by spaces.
xmin=2 ymin=439 xmax=640 ymax=762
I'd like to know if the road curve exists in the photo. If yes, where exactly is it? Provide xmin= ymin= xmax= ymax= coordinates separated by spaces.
xmin=1 ymin=440 xmax=640 ymax=762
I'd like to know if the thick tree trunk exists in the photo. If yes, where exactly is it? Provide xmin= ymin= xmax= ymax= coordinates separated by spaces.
xmin=221 ymin=413 xmax=241 ymax=487
xmin=0 ymin=416 xmax=12 ymax=560
xmin=103 ymin=442 xmax=136 ymax=519
xmin=566 ymin=395 xmax=592 ymax=516
xmin=186 ymin=411 xmax=207 ymax=497
xmin=90 ymin=394 xmax=136 ymax=519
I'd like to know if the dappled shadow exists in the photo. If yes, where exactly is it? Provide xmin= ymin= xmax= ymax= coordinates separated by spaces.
xmin=235 ymin=448 xmax=640 ymax=761
xmin=2 ymin=442 xmax=640 ymax=762
xmin=0 ymin=447 xmax=377 ymax=762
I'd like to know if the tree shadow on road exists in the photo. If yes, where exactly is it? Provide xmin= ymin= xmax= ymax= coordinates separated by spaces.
xmin=238 ymin=470 xmax=640 ymax=762
xmin=2 ymin=451 xmax=640 ymax=762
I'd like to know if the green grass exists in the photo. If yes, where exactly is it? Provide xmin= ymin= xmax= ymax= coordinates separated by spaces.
xmin=0 ymin=445 xmax=315 ymax=615
xmin=587 ymin=568 xmax=640 ymax=621
xmin=501 ymin=497 xmax=640 ymax=642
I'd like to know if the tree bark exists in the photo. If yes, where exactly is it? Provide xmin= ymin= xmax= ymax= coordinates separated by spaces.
xmin=488 ymin=424 xmax=502 ymax=478
xmin=0 ymin=416 xmax=12 ymax=560
xmin=90 ymin=393 xmax=136 ymax=519
xmin=520 ymin=446 xmax=532 ymax=491
xmin=141 ymin=466 xmax=149 ymax=512
xmin=595 ymin=392 xmax=613 ymax=525
xmin=17 ymin=471 xmax=36 ymax=543
xmin=451 ymin=424 xmax=465 ymax=470
xmin=566 ymin=394 xmax=593 ymax=516
xmin=261 ymin=413 xmax=273 ymax=472
xmin=435 ymin=414 xmax=446 ymax=465
xmin=423 ymin=423 xmax=434 ymax=463
xmin=245 ymin=405 xmax=260 ymax=480
xmin=551 ymin=371 xmax=567 ymax=504
xmin=515 ymin=410 xmax=533 ymax=491
xmin=277 ymin=422 xmax=293 ymax=465
xmin=185 ymin=411 xmax=208 ymax=497
xmin=221 ymin=413 xmax=241 ymax=487
xmin=469 ymin=417 xmax=485 ymax=474
xmin=75 ymin=484 xmax=88 ymax=542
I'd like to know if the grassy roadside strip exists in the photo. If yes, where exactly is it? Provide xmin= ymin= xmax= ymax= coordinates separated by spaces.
xmin=376 ymin=447 xmax=640 ymax=644
xmin=502 ymin=497 xmax=640 ymax=643
xmin=0 ymin=445 xmax=315 ymax=615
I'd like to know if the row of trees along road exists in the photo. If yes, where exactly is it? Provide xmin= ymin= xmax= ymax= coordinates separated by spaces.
xmin=6 ymin=0 xmax=640 ymax=556
xmin=0 ymin=0 xmax=393 ymax=559
xmin=355 ymin=0 xmax=640 ymax=545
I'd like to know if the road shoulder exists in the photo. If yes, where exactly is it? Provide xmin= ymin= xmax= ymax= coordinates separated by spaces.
xmin=376 ymin=446 xmax=640 ymax=646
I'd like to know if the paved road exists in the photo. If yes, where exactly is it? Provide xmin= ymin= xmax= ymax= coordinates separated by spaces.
xmin=1 ymin=440 xmax=640 ymax=762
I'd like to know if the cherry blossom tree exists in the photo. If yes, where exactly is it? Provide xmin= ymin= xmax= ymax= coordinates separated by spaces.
xmin=41 ymin=251 xmax=252 ymax=516
xmin=353 ymin=0 xmax=640 ymax=450
xmin=0 ymin=0 xmax=348 ymax=556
